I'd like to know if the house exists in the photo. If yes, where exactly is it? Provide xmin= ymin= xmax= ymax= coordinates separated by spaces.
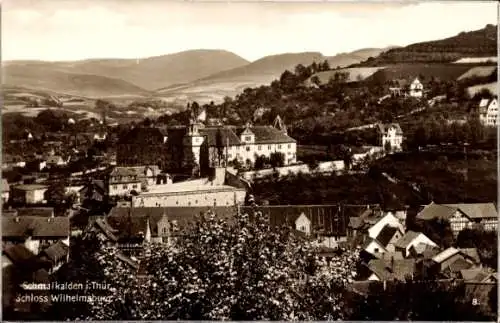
xmin=478 ymin=97 xmax=498 ymax=127
xmin=108 ymin=167 xmax=142 ymax=197
xmin=131 ymin=167 xmax=246 ymax=207
xmin=243 ymin=205 xmax=349 ymax=249
xmin=365 ymin=258 xmax=416 ymax=282
xmin=416 ymin=202 xmax=498 ymax=235
xmin=377 ymin=123 xmax=403 ymax=152
xmin=111 ymin=165 xmax=163 ymax=188
xmin=10 ymin=184 xmax=48 ymax=205
xmin=79 ymin=180 xmax=107 ymax=203
xmin=432 ymin=247 xmax=479 ymax=277
xmin=409 ymin=77 xmax=424 ymax=98
xmin=2 ymin=244 xmax=52 ymax=315
xmin=368 ymin=211 xmax=405 ymax=240
xmin=3 ymin=179 xmax=10 ymax=204
xmin=363 ymin=224 xmax=404 ymax=258
xmin=93 ymin=131 xmax=107 ymax=142
xmin=2 ymin=216 xmax=70 ymax=255
xmin=89 ymin=206 xmax=236 ymax=251
xmin=39 ymin=240 xmax=70 ymax=274
xmin=394 ymin=231 xmax=437 ymax=257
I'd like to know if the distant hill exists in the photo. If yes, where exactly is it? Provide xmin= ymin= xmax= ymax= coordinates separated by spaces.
xmin=155 ymin=47 xmax=391 ymax=104
xmin=353 ymin=24 xmax=497 ymax=66
xmin=3 ymin=64 xmax=150 ymax=98
xmin=4 ymin=49 xmax=250 ymax=91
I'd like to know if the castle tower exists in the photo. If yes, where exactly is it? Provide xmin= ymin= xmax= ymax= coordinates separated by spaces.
xmin=182 ymin=119 xmax=204 ymax=169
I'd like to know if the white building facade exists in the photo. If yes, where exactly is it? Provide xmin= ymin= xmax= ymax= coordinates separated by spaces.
xmin=478 ymin=98 xmax=498 ymax=127
xmin=409 ymin=78 xmax=424 ymax=98
xmin=378 ymin=123 xmax=404 ymax=152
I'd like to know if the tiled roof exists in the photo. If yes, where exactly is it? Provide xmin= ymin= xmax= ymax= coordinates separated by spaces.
xmin=394 ymin=231 xmax=422 ymax=249
xmin=432 ymin=247 xmax=460 ymax=263
xmin=241 ymin=205 xmax=347 ymax=235
xmin=200 ymin=127 xmax=241 ymax=146
xmin=458 ymin=248 xmax=481 ymax=264
xmin=416 ymin=202 xmax=458 ymax=221
xmin=348 ymin=217 xmax=364 ymax=229
xmin=250 ymin=126 xmax=296 ymax=144
xmin=443 ymin=203 xmax=497 ymax=219
xmin=41 ymin=241 xmax=69 ymax=263
xmin=2 ymin=216 xmax=69 ymax=238
xmin=12 ymin=184 xmax=48 ymax=191
xmin=460 ymin=268 xmax=497 ymax=282
xmin=3 ymin=244 xmax=36 ymax=264
xmin=368 ymin=258 xmax=416 ymax=281
xmin=375 ymin=225 xmax=400 ymax=247
xmin=107 ymin=206 xmax=237 ymax=236
xmin=110 ymin=167 xmax=138 ymax=177
xmin=16 ymin=207 xmax=55 ymax=217
xmin=447 ymin=257 xmax=473 ymax=273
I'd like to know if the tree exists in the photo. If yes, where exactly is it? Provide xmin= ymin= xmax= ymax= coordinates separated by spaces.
xmin=269 ymin=152 xmax=285 ymax=168
xmin=456 ymin=227 xmax=497 ymax=269
xmin=384 ymin=141 xmax=392 ymax=153
xmin=254 ymin=155 xmax=269 ymax=170
xmin=84 ymin=210 xmax=358 ymax=320
xmin=215 ymin=128 xmax=224 ymax=166
xmin=44 ymin=181 xmax=67 ymax=207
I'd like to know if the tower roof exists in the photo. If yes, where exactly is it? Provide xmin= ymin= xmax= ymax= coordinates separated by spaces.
xmin=273 ymin=115 xmax=286 ymax=132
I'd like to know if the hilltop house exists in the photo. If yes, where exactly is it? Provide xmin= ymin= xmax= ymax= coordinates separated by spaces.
xmin=377 ymin=123 xmax=403 ymax=152
xmin=478 ymin=97 xmax=498 ymax=127
xmin=416 ymin=202 xmax=498 ymax=236
xmin=409 ymin=78 xmax=424 ymax=98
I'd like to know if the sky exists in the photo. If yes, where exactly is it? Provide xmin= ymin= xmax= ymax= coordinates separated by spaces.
xmin=2 ymin=0 xmax=497 ymax=62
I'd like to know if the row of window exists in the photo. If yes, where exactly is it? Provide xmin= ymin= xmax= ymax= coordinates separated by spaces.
xmin=112 ymin=184 xmax=138 ymax=190
xmin=229 ymin=143 xmax=293 ymax=151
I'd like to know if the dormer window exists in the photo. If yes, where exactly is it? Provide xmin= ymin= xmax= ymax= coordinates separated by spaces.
xmin=245 ymin=136 xmax=251 ymax=141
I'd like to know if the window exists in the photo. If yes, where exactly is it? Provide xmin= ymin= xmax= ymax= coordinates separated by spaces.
xmin=374 ymin=248 xmax=379 ymax=253
xmin=188 ymin=202 xmax=191 ymax=206
xmin=113 ymin=185 xmax=117 ymax=189
xmin=228 ymin=154 xmax=232 ymax=159
xmin=258 ymin=145 xmax=262 ymax=151
xmin=268 ymin=145 xmax=271 ymax=150
xmin=300 ymin=226 xmax=306 ymax=232
xmin=288 ymin=144 xmax=291 ymax=149
xmin=163 ymin=227 xmax=167 ymax=234
xmin=246 ymin=147 xmax=250 ymax=151
xmin=122 ymin=185 xmax=128 ymax=189
xmin=278 ymin=144 xmax=282 ymax=149
xmin=288 ymin=152 xmax=291 ymax=155
xmin=132 ymin=184 xmax=137 ymax=189
xmin=176 ymin=201 xmax=179 ymax=205
xmin=245 ymin=136 xmax=251 ymax=141
xmin=195 ymin=200 xmax=198 ymax=204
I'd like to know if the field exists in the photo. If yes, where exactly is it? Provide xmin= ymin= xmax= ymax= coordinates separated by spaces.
xmin=457 ymin=66 xmax=497 ymax=80
xmin=306 ymin=67 xmax=385 ymax=85
xmin=366 ymin=63 xmax=493 ymax=83
xmin=467 ymin=82 xmax=498 ymax=96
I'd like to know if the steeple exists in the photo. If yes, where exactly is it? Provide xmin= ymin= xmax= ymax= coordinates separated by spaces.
xmin=273 ymin=115 xmax=287 ymax=135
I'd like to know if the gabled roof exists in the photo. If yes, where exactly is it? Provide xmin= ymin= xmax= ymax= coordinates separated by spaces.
xmin=432 ymin=247 xmax=460 ymax=263
xmin=447 ymin=257 xmax=473 ymax=273
xmin=2 ymin=216 xmax=69 ymax=238
xmin=394 ymin=231 xmax=429 ymax=249
xmin=375 ymin=225 xmax=400 ymax=247
xmin=416 ymin=202 xmax=458 ymax=221
xmin=199 ymin=127 xmax=241 ymax=146
xmin=46 ymin=156 xmax=64 ymax=164
xmin=458 ymin=248 xmax=481 ymax=264
xmin=442 ymin=203 xmax=497 ymax=219
xmin=460 ymin=268 xmax=497 ymax=282
xmin=250 ymin=126 xmax=296 ymax=144
xmin=377 ymin=123 xmax=403 ymax=135
xmin=409 ymin=243 xmax=440 ymax=259
xmin=368 ymin=258 xmax=416 ymax=281
xmin=41 ymin=241 xmax=69 ymax=263
xmin=3 ymin=244 xmax=36 ymax=264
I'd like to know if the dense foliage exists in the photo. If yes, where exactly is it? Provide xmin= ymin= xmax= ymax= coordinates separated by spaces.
xmin=456 ymin=228 xmax=498 ymax=269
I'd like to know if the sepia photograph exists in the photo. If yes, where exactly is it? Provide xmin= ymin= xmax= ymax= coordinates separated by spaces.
xmin=1 ymin=0 xmax=498 ymax=321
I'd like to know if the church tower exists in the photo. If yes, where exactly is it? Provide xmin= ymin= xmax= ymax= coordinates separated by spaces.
xmin=182 ymin=114 xmax=205 ymax=170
